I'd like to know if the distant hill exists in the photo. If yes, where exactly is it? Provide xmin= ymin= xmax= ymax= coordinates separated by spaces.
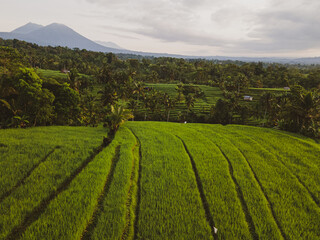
xmin=11 ymin=22 xmax=43 ymax=34
xmin=1 ymin=22 xmax=320 ymax=64
xmin=0 ymin=23 xmax=187 ymax=58
xmin=0 ymin=22 xmax=125 ymax=53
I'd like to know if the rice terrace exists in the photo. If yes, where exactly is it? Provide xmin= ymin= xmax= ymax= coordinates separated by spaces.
xmin=0 ymin=122 xmax=319 ymax=240
xmin=1 ymin=3 xmax=320 ymax=239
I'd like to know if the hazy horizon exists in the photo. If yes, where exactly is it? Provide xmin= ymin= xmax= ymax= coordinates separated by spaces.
xmin=1 ymin=0 xmax=319 ymax=58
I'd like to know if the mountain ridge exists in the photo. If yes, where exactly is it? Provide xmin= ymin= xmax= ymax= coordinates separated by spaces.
xmin=0 ymin=22 xmax=125 ymax=53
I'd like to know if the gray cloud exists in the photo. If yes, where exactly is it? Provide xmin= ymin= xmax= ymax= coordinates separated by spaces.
xmin=133 ymin=23 xmax=226 ymax=47
xmin=83 ymin=0 xmax=320 ymax=56
xmin=241 ymin=0 xmax=320 ymax=52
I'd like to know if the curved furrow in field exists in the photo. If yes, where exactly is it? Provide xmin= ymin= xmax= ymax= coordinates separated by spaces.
xmin=120 ymin=131 xmax=140 ymax=240
xmin=250 ymin=137 xmax=319 ymax=208
xmin=21 ymin=128 xmax=138 ymax=240
xmin=82 ymin=145 xmax=121 ymax=239
xmin=85 ymin=127 xmax=138 ymax=240
xmin=227 ymin=125 xmax=320 ymax=168
xmin=175 ymin=136 xmax=217 ymax=240
xmin=127 ymin=130 xmax=142 ymax=240
xmin=0 ymin=149 xmax=53 ymax=199
xmin=133 ymin=122 xmax=251 ymax=239
xmin=0 ymin=147 xmax=58 ymax=203
xmin=187 ymin=124 xmax=284 ymax=240
xmin=224 ymin=125 xmax=320 ymax=205
xmin=6 ymin=141 xmax=108 ymax=240
xmin=216 ymin=146 xmax=258 ymax=240
xmin=209 ymin=125 xmax=320 ymax=239
xmin=126 ymin=122 xmax=213 ymax=240
xmin=221 ymin=127 xmax=320 ymax=208
xmin=236 ymin=148 xmax=287 ymax=240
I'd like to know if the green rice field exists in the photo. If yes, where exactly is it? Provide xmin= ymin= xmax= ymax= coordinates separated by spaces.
xmin=0 ymin=122 xmax=319 ymax=239
xmin=146 ymin=83 xmax=223 ymax=118
xmin=36 ymin=69 xmax=93 ymax=83
xmin=144 ymin=83 xmax=287 ymax=121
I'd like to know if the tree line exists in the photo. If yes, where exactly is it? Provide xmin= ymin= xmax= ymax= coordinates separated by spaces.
xmin=1 ymin=38 xmax=320 ymax=89
xmin=0 ymin=38 xmax=320 ymax=137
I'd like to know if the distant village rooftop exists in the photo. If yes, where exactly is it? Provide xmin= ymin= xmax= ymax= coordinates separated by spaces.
xmin=244 ymin=96 xmax=253 ymax=101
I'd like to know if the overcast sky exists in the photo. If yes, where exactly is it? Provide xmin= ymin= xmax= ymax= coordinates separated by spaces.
xmin=1 ymin=0 xmax=319 ymax=57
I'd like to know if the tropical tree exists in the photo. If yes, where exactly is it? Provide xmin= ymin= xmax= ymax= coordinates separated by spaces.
xmin=79 ymin=94 xmax=101 ymax=126
xmin=259 ymin=92 xmax=275 ymax=126
xmin=211 ymin=99 xmax=233 ymax=124
xmin=277 ymin=85 xmax=320 ymax=136
xmin=185 ymin=94 xmax=195 ymax=112
xmin=105 ymin=105 xmax=133 ymax=134
xmin=99 ymin=83 xmax=118 ymax=106
xmin=67 ymin=68 xmax=80 ymax=91
xmin=162 ymin=93 xmax=176 ymax=122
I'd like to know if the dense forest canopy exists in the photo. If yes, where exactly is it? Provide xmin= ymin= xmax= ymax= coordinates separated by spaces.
xmin=0 ymin=38 xmax=319 ymax=137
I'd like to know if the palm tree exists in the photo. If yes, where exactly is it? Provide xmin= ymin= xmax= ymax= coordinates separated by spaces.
xmin=185 ymin=94 xmax=195 ymax=112
xmin=260 ymin=92 xmax=275 ymax=126
xmin=279 ymin=85 xmax=320 ymax=134
xmin=163 ymin=93 xmax=176 ymax=122
xmin=106 ymin=105 xmax=133 ymax=134
xmin=67 ymin=68 xmax=80 ymax=91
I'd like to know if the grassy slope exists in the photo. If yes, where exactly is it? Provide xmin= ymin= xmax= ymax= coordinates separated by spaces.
xmin=127 ymin=122 xmax=320 ymax=239
xmin=153 ymin=122 xmax=282 ymax=239
xmin=1 ymin=123 xmax=319 ymax=240
xmin=36 ymin=69 xmax=68 ymax=82
xmin=22 ymin=127 xmax=135 ymax=240
xmin=201 ymin=124 xmax=320 ymax=239
xmin=129 ymin=122 xmax=252 ymax=239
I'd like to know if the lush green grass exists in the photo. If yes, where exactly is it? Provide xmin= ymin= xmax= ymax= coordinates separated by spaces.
xmin=126 ymin=122 xmax=213 ymax=239
xmin=134 ymin=122 xmax=252 ymax=239
xmin=36 ymin=69 xmax=68 ymax=82
xmin=1 ymin=123 xmax=319 ymax=239
xmin=220 ymin=125 xmax=320 ymax=205
xmin=202 ymin=124 xmax=320 ymax=239
xmin=89 ymin=127 xmax=138 ymax=240
xmin=36 ymin=69 xmax=93 ymax=83
xmin=21 ymin=127 xmax=133 ymax=240
xmin=249 ymin=87 xmax=288 ymax=91
xmin=189 ymin=125 xmax=285 ymax=239
xmin=0 ymin=126 xmax=106 ymax=239
xmin=128 ymin=122 xmax=320 ymax=239
xmin=155 ymin=122 xmax=282 ymax=239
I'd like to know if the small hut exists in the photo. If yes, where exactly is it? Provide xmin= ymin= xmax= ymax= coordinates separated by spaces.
xmin=243 ymin=96 xmax=253 ymax=101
